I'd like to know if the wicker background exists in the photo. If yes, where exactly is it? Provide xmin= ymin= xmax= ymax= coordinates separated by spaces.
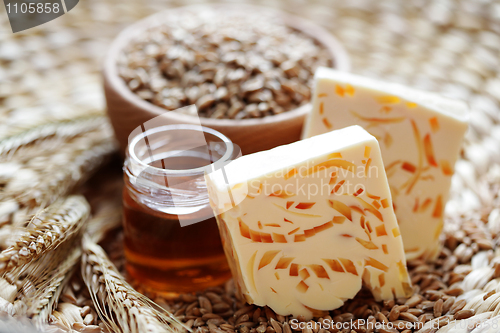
xmin=1 ymin=0 xmax=500 ymax=331
xmin=2 ymin=0 xmax=500 ymax=212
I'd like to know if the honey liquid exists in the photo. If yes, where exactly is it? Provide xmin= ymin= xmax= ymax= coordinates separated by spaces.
xmin=123 ymin=155 xmax=231 ymax=295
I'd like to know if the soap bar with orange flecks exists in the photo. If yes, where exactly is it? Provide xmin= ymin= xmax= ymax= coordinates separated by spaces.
xmin=302 ymin=67 xmax=469 ymax=261
xmin=205 ymin=125 xmax=411 ymax=319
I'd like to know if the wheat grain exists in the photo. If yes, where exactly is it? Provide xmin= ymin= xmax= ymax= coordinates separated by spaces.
xmin=0 ymin=195 xmax=89 ymax=275
xmin=81 ymin=235 xmax=186 ymax=333
xmin=119 ymin=8 xmax=332 ymax=119
xmin=149 ymin=243 xmax=481 ymax=333
xmin=50 ymin=302 xmax=86 ymax=331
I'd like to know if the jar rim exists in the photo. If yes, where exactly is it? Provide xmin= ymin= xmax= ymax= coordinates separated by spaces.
xmin=128 ymin=124 xmax=234 ymax=176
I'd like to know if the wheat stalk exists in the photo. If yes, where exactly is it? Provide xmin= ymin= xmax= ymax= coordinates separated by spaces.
xmin=0 ymin=196 xmax=90 ymax=330
xmin=38 ymin=196 xmax=122 ymax=330
xmin=0 ymin=195 xmax=90 ymax=275
xmin=85 ymin=198 xmax=123 ymax=244
xmin=27 ymin=243 xmax=81 ymax=326
xmin=17 ymin=193 xmax=122 ymax=328
xmin=17 ymin=134 xmax=115 ymax=209
xmin=0 ymin=112 xmax=105 ymax=161
xmin=30 ymin=197 xmax=122 ymax=324
xmin=81 ymin=235 xmax=187 ymax=333
xmin=0 ymin=127 xmax=116 ymax=221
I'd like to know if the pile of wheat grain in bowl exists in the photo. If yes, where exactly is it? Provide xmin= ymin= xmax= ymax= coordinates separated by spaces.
xmin=117 ymin=7 xmax=333 ymax=119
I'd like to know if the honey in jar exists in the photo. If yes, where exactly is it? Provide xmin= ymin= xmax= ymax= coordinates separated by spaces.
xmin=123 ymin=124 xmax=238 ymax=295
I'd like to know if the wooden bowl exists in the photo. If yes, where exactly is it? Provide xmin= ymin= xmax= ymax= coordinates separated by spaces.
xmin=104 ymin=4 xmax=350 ymax=155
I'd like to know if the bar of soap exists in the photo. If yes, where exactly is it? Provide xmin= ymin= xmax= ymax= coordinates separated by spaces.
xmin=302 ymin=68 xmax=468 ymax=260
xmin=205 ymin=126 xmax=411 ymax=319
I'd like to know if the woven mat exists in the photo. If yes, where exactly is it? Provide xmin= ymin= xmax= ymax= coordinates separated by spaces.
xmin=1 ymin=0 xmax=500 ymax=332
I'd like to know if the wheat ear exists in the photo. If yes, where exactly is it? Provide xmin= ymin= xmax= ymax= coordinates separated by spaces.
xmin=81 ymin=235 xmax=187 ymax=333
xmin=31 ymin=196 xmax=123 ymax=323
xmin=0 ymin=112 xmax=105 ymax=161
xmin=38 ymin=196 xmax=122 ymax=329
xmin=0 ymin=195 xmax=90 ymax=275
xmin=27 ymin=243 xmax=82 ymax=325
xmin=0 ymin=127 xmax=116 ymax=217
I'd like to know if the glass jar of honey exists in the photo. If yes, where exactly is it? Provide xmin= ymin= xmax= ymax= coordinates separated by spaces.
xmin=123 ymin=124 xmax=237 ymax=295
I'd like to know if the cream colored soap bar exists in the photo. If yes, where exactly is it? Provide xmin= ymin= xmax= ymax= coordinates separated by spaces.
xmin=302 ymin=67 xmax=468 ymax=260
xmin=206 ymin=126 xmax=411 ymax=319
